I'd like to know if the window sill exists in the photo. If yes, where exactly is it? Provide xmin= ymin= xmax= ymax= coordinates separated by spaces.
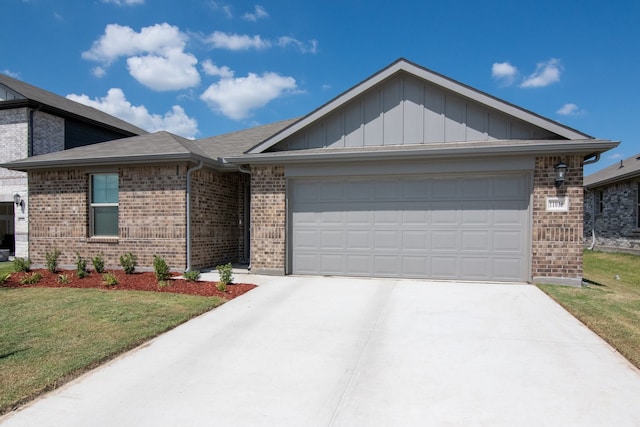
xmin=87 ymin=236 xmax=119 ymax=244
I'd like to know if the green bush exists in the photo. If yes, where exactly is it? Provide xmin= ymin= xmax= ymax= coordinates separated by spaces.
xmin=153 ymin=255 xmax=170 ymax=283
xmin=0 ymin=272 xmax=10 ymax=285
xmin=13 ymin=258 xmax=31 ymax=273
xmin=75 ymin=253 xmax=89 ymax=279
xmin=102 ymin=272 xmax=119 ymax=287
xmin=20 ymin=272 xmax=42 ymax=285
xmin=216 ymin=263 xmax=233 ymax=292
xmin=45 ymin=249 xmax=61 ymax=273
xmin=91 ymin=253 xmax=105 ymax=273
xmin=57 ymin=274 xmax=70 ymax=284
xmin=183 ymin=270 xmax=201 ymax=282
xmin=119 ymin=252 xmax=137 ymax=274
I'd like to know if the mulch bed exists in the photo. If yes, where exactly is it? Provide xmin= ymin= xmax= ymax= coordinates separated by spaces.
xmin=1 ymin=269 xmax=256 ymax=299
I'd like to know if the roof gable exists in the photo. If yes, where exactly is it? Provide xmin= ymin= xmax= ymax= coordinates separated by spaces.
xmin=248 ymin=58 xmax=592 ymax=154
xmin=0 ymin=73 xmax=146 ymax=136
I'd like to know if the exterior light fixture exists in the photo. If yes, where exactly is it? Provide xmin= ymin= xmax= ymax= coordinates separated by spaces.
xmin=13 ymin=193 xmax=23 ymax=207
xmin=554 ymin=162 xmax=568 ymax=188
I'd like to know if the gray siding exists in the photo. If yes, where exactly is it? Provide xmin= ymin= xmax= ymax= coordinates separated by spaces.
xmin=273 ymin=74 xmax=557 ymax=151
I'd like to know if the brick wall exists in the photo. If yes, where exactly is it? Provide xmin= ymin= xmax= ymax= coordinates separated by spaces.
xmin=584 ymin=181 xmax=640 ymax=253
xmin=32 ymin=111 xmax=64 ymax=155
xmin=189 ymin=168 xmax=247 ymax=270
xmin=531 ymin=155 xmax=584 ymax=285
xmin=250 ymin=165 xmax=286 ymax=274
xmin=29 ymin=165 xmax=188 ymax=270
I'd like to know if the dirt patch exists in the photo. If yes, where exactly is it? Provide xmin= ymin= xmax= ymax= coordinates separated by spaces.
xmin=2 ymin=269 xmax=256 ymax=299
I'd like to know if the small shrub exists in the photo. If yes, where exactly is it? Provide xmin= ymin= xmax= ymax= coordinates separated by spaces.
xmin=119 ymin=252 xmax=137 ymax=274
xmin=153 ymin=255 xmax=170 ymax=282
xmin=75 ymin=252 xmax=89 ymax=279
xmin=0 ymin=272 xmax=10 ymax=285
xmin=13 ymin=257 xmax=31 ymax=273
xmin=91 ymin=252 xmax=105 ymax=273
xmin=102 ymin=272 xmax=119 ymax=287
xmin=216 ymin=281 xmax=227 ymax=292
xmin=183 ymin=270 xmax=201 ymax=282
xmin=57 ymin=274 xmax=70 ymax=284
xmin=45 ymin=249 xmax=62 ymax=273
xmin=20 ymin=272 xmax=42 ymax=285
xmin=216 ymin=262 xmax=233 ymax=285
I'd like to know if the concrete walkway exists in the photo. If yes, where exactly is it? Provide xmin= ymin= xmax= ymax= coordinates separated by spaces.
xmin=2 ymin=275 xmax=640 ymax=426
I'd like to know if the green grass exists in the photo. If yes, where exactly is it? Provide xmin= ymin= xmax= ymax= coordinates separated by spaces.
xmin=538 ymin=251 xmax=640 ymax=369
xmin=0 ymin=287 xmax=224 ymax=414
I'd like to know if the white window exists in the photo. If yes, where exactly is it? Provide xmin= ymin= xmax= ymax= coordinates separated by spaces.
xmin=90 ymin=174 xmax=118 ymax=236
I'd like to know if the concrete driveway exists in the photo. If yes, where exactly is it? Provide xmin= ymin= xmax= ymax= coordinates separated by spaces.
xmin=2 ymin=275 xmax=640 ymax=426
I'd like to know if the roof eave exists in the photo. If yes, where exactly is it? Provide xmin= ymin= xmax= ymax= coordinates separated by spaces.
xmin=585 ymin=170 xmax=640 ymax=189
xmin=228 ymin=140 xmax=620 ymax=165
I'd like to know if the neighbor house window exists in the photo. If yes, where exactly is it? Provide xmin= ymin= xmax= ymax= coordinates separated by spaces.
xmin=90 ymin=174 xmax=118 ymax=236
xmin=598 ymin=190 xmax=604 ymax=214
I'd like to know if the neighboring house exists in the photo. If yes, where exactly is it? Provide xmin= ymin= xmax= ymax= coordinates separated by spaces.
xmin=0 ymin=73 xmax=146 ymax=258
xmin=584 ymin=153 xmax=640 ymax=254
xmin=2 ymin=59 xmax=618 ymax=286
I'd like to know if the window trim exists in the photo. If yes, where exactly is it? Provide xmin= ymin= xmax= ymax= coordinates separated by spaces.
xmin=89 ymin=173 xmax=119 ymax=237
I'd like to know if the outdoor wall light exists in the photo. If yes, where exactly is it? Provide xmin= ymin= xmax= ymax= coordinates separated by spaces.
xmin=13 ymin=193 xmax=24 ymax=208
xmin=554 ymin=162 xmax=568 ymax=188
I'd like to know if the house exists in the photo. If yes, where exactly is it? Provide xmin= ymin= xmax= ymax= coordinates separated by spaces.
xmin=0 ymin=73 xmax=146 ymax=259
xmin=584 ymin=153 xmax=640 ymax=254
xmin=2 ymin=59 xmax=619 ymax=285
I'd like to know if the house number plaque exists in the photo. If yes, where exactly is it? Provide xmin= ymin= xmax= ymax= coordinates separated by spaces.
xmin=546 ymin=197 xmax=569 ymax=212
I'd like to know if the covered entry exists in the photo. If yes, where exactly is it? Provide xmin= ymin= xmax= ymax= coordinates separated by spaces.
xmin=289 ymin=173 xmax=531 ymax=281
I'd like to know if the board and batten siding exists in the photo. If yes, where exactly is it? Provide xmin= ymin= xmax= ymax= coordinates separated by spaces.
xmin=273 ymin=73 xmax=557 ymax=151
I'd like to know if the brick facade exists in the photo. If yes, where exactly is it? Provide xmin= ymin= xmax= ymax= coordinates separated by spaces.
xmin=250 ymin=165 xmax=286 ymax=274
xmin=249 ymin=158 xmax=587 ymax=284
xmin=531 ymin=155 xmax=584 ymax=285
xmin=584 ymin=180 xmax=640 ymax=253
xmin=28 ymin=164 xmax=245 ymax=271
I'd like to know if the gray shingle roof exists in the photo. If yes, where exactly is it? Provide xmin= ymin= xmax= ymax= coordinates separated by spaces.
xmin=584 ymin=153 xmax=640 ymax=188
xmin=0 ymin=118 xmax=300 ymax=171
xmin=0 ymin=73 xmax=147 ymax=136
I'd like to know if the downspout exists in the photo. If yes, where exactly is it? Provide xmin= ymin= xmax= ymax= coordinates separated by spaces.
xmin=238 ymin=166 xmax=251 ymax=270
xmin=583 ymin=153 xmax=600 ymax=249
xmin=185 ymin=161 xmax=204 ymax=272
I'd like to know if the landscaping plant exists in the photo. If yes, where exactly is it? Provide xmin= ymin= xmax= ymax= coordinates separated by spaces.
xmin=153 ymin=255 xmax=170 ymax=285
xmin=216 ymin=262 xmax=233 ymax=292
xmin=75 ymin=253 xmax=89 ymax=279
xmin=13 ymin=257 xmax=31 ymax=273
xmin=20 ymin=272 xmax=42 ymax=285
xmin=0 ymin=272 xmax=10 ymax=285
xmin=183 ymin=270 xmax=201 ymax=282
xmin=119 ymin=252 xmax=137 ymax=274
xmin=45 ymin=249 xmax=61 ymax=273
xmin=102 ymin=272 xmax=119 ymax=287
xmin=57 ymin=274 xmax=70 ymax=284
xmin=91 ymin=253 xmax=105 ymax=273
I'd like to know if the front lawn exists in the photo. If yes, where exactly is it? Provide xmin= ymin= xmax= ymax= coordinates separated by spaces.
xmin=0 ymin=286 xmax=224 ymax=415
xmin=538 ymin=251 xmax=640 ymax=369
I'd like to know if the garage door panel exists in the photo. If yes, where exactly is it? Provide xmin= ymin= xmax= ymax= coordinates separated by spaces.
xmin=290 ymin=174 xmax=529 ymax=281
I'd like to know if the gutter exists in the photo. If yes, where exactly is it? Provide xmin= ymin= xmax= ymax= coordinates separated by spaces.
xmin=185 ymin=160 xmax=204 ymax=272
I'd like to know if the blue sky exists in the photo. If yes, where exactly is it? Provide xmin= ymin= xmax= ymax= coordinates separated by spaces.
xmin=3 ymin=0 xmax=638 ymax=174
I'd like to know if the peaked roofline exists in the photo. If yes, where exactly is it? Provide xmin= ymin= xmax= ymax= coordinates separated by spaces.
xmin=0 ymin=73 xmax=147 ymax=136
xmin=247 ymin=58 xmax=592 ymax=154
xmin=584 ymin=152 xmax=640 ymax=188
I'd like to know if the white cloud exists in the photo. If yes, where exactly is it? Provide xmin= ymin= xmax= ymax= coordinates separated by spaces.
xmin=127 ymin=50 xmax=200 ymax=91
xmin=67 ymin=88 xmax=199 ymax=139
xmin=243 ymin=5 xmax=269 ymax=21
xmin=82 ymin=23 xmax=199 ymax=91
xmin=206 ymin=31 xmax=270 ymax=50
xmin=200 ymin=71 xmax=297 ymax=120
xmin=556 ymin=103 xmax=585 ymax=116
xmin=91 ymin=66 xmax=107 ymax=78
xmin=491 ymin=61 xmax=518 ymax=85
xmin=202 ymin=60 xmax=234 ymax=78
xmin=101 ymin=0 xmax=144 ymax=5
xmin=277 ymin=36 xmax=318 ymax=54
xmin=2 ymin=69 xmax=20 ymax=78
xmin=520 ymin=58 xmax=562 ymax=88
xmin=208 ymin=2 xmax=233 ymax=18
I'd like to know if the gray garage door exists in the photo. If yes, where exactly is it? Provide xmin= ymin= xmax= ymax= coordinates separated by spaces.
xmin=290 ymin=174 xmax=530 ymax=281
